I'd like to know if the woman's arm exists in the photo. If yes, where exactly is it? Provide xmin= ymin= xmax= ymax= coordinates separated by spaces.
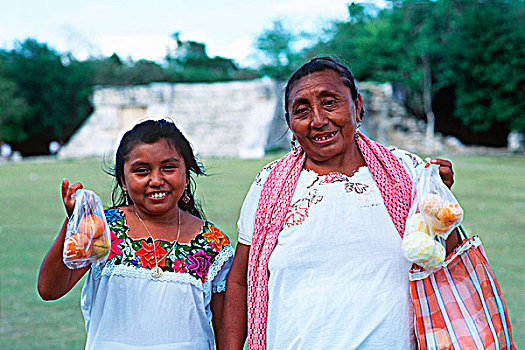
xmin=37 ymin=179 xmax=89 ymax=300
xmin=223 ymin=243 xmax=250 ymax=350
xmin=211 ymin=292 xmax=225 ymax=350
xmin=430 ymin=158 xmax=460 ymax=254
xmin=444 ymin=228 xmax=460 ymax=255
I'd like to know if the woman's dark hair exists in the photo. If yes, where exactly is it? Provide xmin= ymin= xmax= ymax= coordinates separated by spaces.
xmin=108 ymin=118 xmax=206 ymax=219
xmin=284 ymin=56 xmax=364 ymax=121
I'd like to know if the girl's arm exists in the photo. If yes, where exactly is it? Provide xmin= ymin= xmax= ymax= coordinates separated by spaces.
xmin=223 ymin=243 xmax=250 ymax=350
xmin=37 ymin=219 xmax=90 ymax=300
xmin=211 ymin=292 xmax=225 ymax=350
xmin=37 ymin=179 xmax=89 ymax=300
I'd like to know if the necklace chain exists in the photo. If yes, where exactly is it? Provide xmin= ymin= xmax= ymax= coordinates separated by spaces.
xmin=133 ymin=207 xmax=181 ymax=278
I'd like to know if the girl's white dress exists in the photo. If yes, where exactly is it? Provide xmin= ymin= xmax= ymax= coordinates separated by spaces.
xmin=238 ymin=148 xmax=423 ymax=349
xmin=81 ymin=208 xmax=234 ymax=350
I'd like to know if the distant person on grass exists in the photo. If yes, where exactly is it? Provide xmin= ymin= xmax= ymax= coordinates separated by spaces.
xmin=48 ymin=140 xmax=61 ymax=156
xmin=38 ymin=119 xmax=233 ymax=349
xmin=223 ymin=57 xmax=457 ymax=349
xmin=1 ymin=141 xmax=12 ymax=161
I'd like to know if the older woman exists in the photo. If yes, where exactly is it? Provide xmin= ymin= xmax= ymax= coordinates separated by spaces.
xmin=223 ymin=57 xmax=457 ymax=349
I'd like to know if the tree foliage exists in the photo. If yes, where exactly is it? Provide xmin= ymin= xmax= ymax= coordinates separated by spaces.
xmin=258 ymin=0 xmax=525 ymax=135
xmin=0 ymin=76 xmax=32 ymax=141
xmin=0 ymin=39 xmax=93 ymax=153
xmin=255 ymin=20 xmax=303 ymax=79
xmin=444 ymin=0 xmax=525 ymax=132
xmin=165 ymin=33 xmax=257 ymax=82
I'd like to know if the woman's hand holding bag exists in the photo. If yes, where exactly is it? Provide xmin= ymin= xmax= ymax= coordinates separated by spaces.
xmin=402 ymin=161 xmax=463 ymax=271
xmin=403 ymin=161 xmax=516 ymax=349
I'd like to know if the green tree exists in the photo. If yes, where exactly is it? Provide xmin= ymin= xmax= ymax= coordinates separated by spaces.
xmin=255 ymin=19 xmax=300 ymax=79
xmin=165 ymin=33 xmax=247 ymax=82
xmin=445 ymin=0 xmax=525 ymax=132
xmin=304 ymin=2 xmax=377 ymax=80
xmin=0 ymin=39 xmax=93 ymax=153
xmin=128 ymin=59 xmax=166 ymax=84
xmin=86 ymin=53 xmax=126 ymax=85
xmin=357 ymin=0 xmax=461 ymax=152
xmin=304 ymin=0 xmax=525 ymax=142
xmin=0 ymin=76 xmax=32 ymax=142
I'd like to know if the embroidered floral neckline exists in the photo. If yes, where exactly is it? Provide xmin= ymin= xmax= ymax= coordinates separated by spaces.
xmin=302 ymin=165 xmax=368 ymax=180
xmin=102 ymin=208 xmax=230 ymax=283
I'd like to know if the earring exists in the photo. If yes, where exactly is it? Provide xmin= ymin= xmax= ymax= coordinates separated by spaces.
xmin=182 ymin=187 xmax=190 ymax=203
xmin=291 ymin=139 xmax=299 ymax=156
xmin=355 ymin=122 xmax=362 ymax=141
xmin=123 ymin=189 xmax=129 ymax=206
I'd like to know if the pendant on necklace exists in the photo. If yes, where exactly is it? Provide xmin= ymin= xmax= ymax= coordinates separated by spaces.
xmin=151 ymin=266 xmax=163 ymax=278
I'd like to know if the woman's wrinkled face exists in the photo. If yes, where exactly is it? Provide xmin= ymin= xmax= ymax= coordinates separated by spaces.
xmin=121 ymin=139 xmax=188 ymax=216
xmin=287 ymin=69 xmax=362 ymax=165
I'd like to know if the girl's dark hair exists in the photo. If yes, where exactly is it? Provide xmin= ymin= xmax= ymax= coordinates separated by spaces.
xmin=284 ymin=56 xmax=364 ymax=121
xmin=108 ymin=118 xmax=206 ymax=219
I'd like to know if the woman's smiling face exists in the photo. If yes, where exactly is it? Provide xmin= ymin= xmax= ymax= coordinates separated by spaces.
xmin=122 ymin=138 xmax=188 ymax=217
xmin=287 ymin=69 xmax=363 ymax=168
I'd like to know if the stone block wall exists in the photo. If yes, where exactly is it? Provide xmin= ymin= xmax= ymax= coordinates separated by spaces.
xmin=59 ymin=78 xmax=290 ymax=159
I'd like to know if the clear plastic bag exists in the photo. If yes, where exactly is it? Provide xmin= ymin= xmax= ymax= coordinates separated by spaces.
xmin=402 ymin=161 xmax=464 ymax=271
xmin=63 ymin=189 xmax=110 ymax=269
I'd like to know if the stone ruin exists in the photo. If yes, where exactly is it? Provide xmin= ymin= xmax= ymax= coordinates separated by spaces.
xmin=59 ymin=78 xmax=469 ymax=159
xmin=359 ymin=82 xmax=467 ymax=155
xmin=59 ymin=77 xmax=289 ymax=159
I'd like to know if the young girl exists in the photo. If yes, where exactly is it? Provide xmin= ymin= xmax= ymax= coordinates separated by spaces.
xmin=38 ymin=119 xmax=233 ymax=349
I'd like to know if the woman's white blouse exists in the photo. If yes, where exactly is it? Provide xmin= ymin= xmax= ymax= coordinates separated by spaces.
xmin=238 ymin=148 xmax=423 ymax=349
xmin=81 ymin=209 xmax=234 ymax=350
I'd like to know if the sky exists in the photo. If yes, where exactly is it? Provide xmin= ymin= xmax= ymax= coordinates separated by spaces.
xmin=0 ymin=0 xmax=387 ymax=67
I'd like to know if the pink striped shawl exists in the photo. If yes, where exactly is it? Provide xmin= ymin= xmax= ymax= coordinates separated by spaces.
xmin=246 ymin=132 xmax=413 ymax=349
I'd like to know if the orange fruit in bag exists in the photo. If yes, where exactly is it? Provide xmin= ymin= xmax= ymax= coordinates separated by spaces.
xmin=91 ymin=235 xmax=110 ymax=259
xmin=437 ymin=203 xmax=463 ymax=226
xmin=64 ymin=233 xmax=92 ymax=260
xmin=78 ymin=214 xmax=106 ymax=238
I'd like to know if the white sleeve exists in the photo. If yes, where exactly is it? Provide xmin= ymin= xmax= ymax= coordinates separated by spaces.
xmin=236 ymin=161 xmax=276 ymax=246
xmin=389 ymin=147 xmax=424 ymax=183
xmin=236 ymin=183 xmax=262 ymax=246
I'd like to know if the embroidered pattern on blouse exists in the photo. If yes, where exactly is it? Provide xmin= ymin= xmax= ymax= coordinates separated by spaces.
xmin=389 ymin=146 xmax=422 ymax=169
xmin=344 ymin=182 xmax=369 ymax=194
xmin=284 ymin=170 xmax=373 ymax=228
xmin=254 ymin=160 xmax=279 ymax=186
xmin=307 ymin=171 xmax=369 ymax=194
xmin=284 ymin=190 xmax=323 ymax=227
xmin=203 ymin=247 xmax=234 ymax=297
xmin=405 ymin=152 xmax=422 ymax=167
xmin=96 ymin=208 xmax=232 ymax=292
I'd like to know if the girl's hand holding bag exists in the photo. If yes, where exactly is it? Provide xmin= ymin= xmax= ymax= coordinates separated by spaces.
xmin=404 ymin=161 xmax=516 ymax=350
xmin=63 ymin=189 xmax=111 ymax=269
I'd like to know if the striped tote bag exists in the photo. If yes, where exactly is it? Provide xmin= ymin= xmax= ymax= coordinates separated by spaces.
xmin=409 ymin=227 xmax=516 ymax=350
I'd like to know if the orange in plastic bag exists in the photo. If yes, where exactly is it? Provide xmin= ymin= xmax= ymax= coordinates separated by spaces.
xmin=78 ymin=214 xmax=106 ymax=238
xmin=63 ymin=189 xmax=110 ymax=269
xmin=64 ymin=233 xmax=92 ymax=260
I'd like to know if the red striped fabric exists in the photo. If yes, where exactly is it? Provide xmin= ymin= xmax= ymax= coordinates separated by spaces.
xmin=410 ymin=236 xmax=516 ymax=350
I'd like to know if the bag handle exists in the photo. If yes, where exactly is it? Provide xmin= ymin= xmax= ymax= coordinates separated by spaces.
xmin=410 ymin=225 xmax=474 ymax=281
xmin=457 ymin=224 xmax=469 ymax=241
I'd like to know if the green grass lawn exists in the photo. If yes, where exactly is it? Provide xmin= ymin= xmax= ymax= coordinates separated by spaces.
xmin=1 ymin=154 xmax=523 ymax=349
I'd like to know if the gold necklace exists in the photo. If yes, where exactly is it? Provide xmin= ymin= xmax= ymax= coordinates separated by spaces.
xmin=133 ymin=207 xmax=181 ymax=278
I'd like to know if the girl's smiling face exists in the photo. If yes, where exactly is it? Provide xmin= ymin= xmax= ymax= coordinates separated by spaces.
xmin=121 ymin=138 xmax=188 ymax=217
